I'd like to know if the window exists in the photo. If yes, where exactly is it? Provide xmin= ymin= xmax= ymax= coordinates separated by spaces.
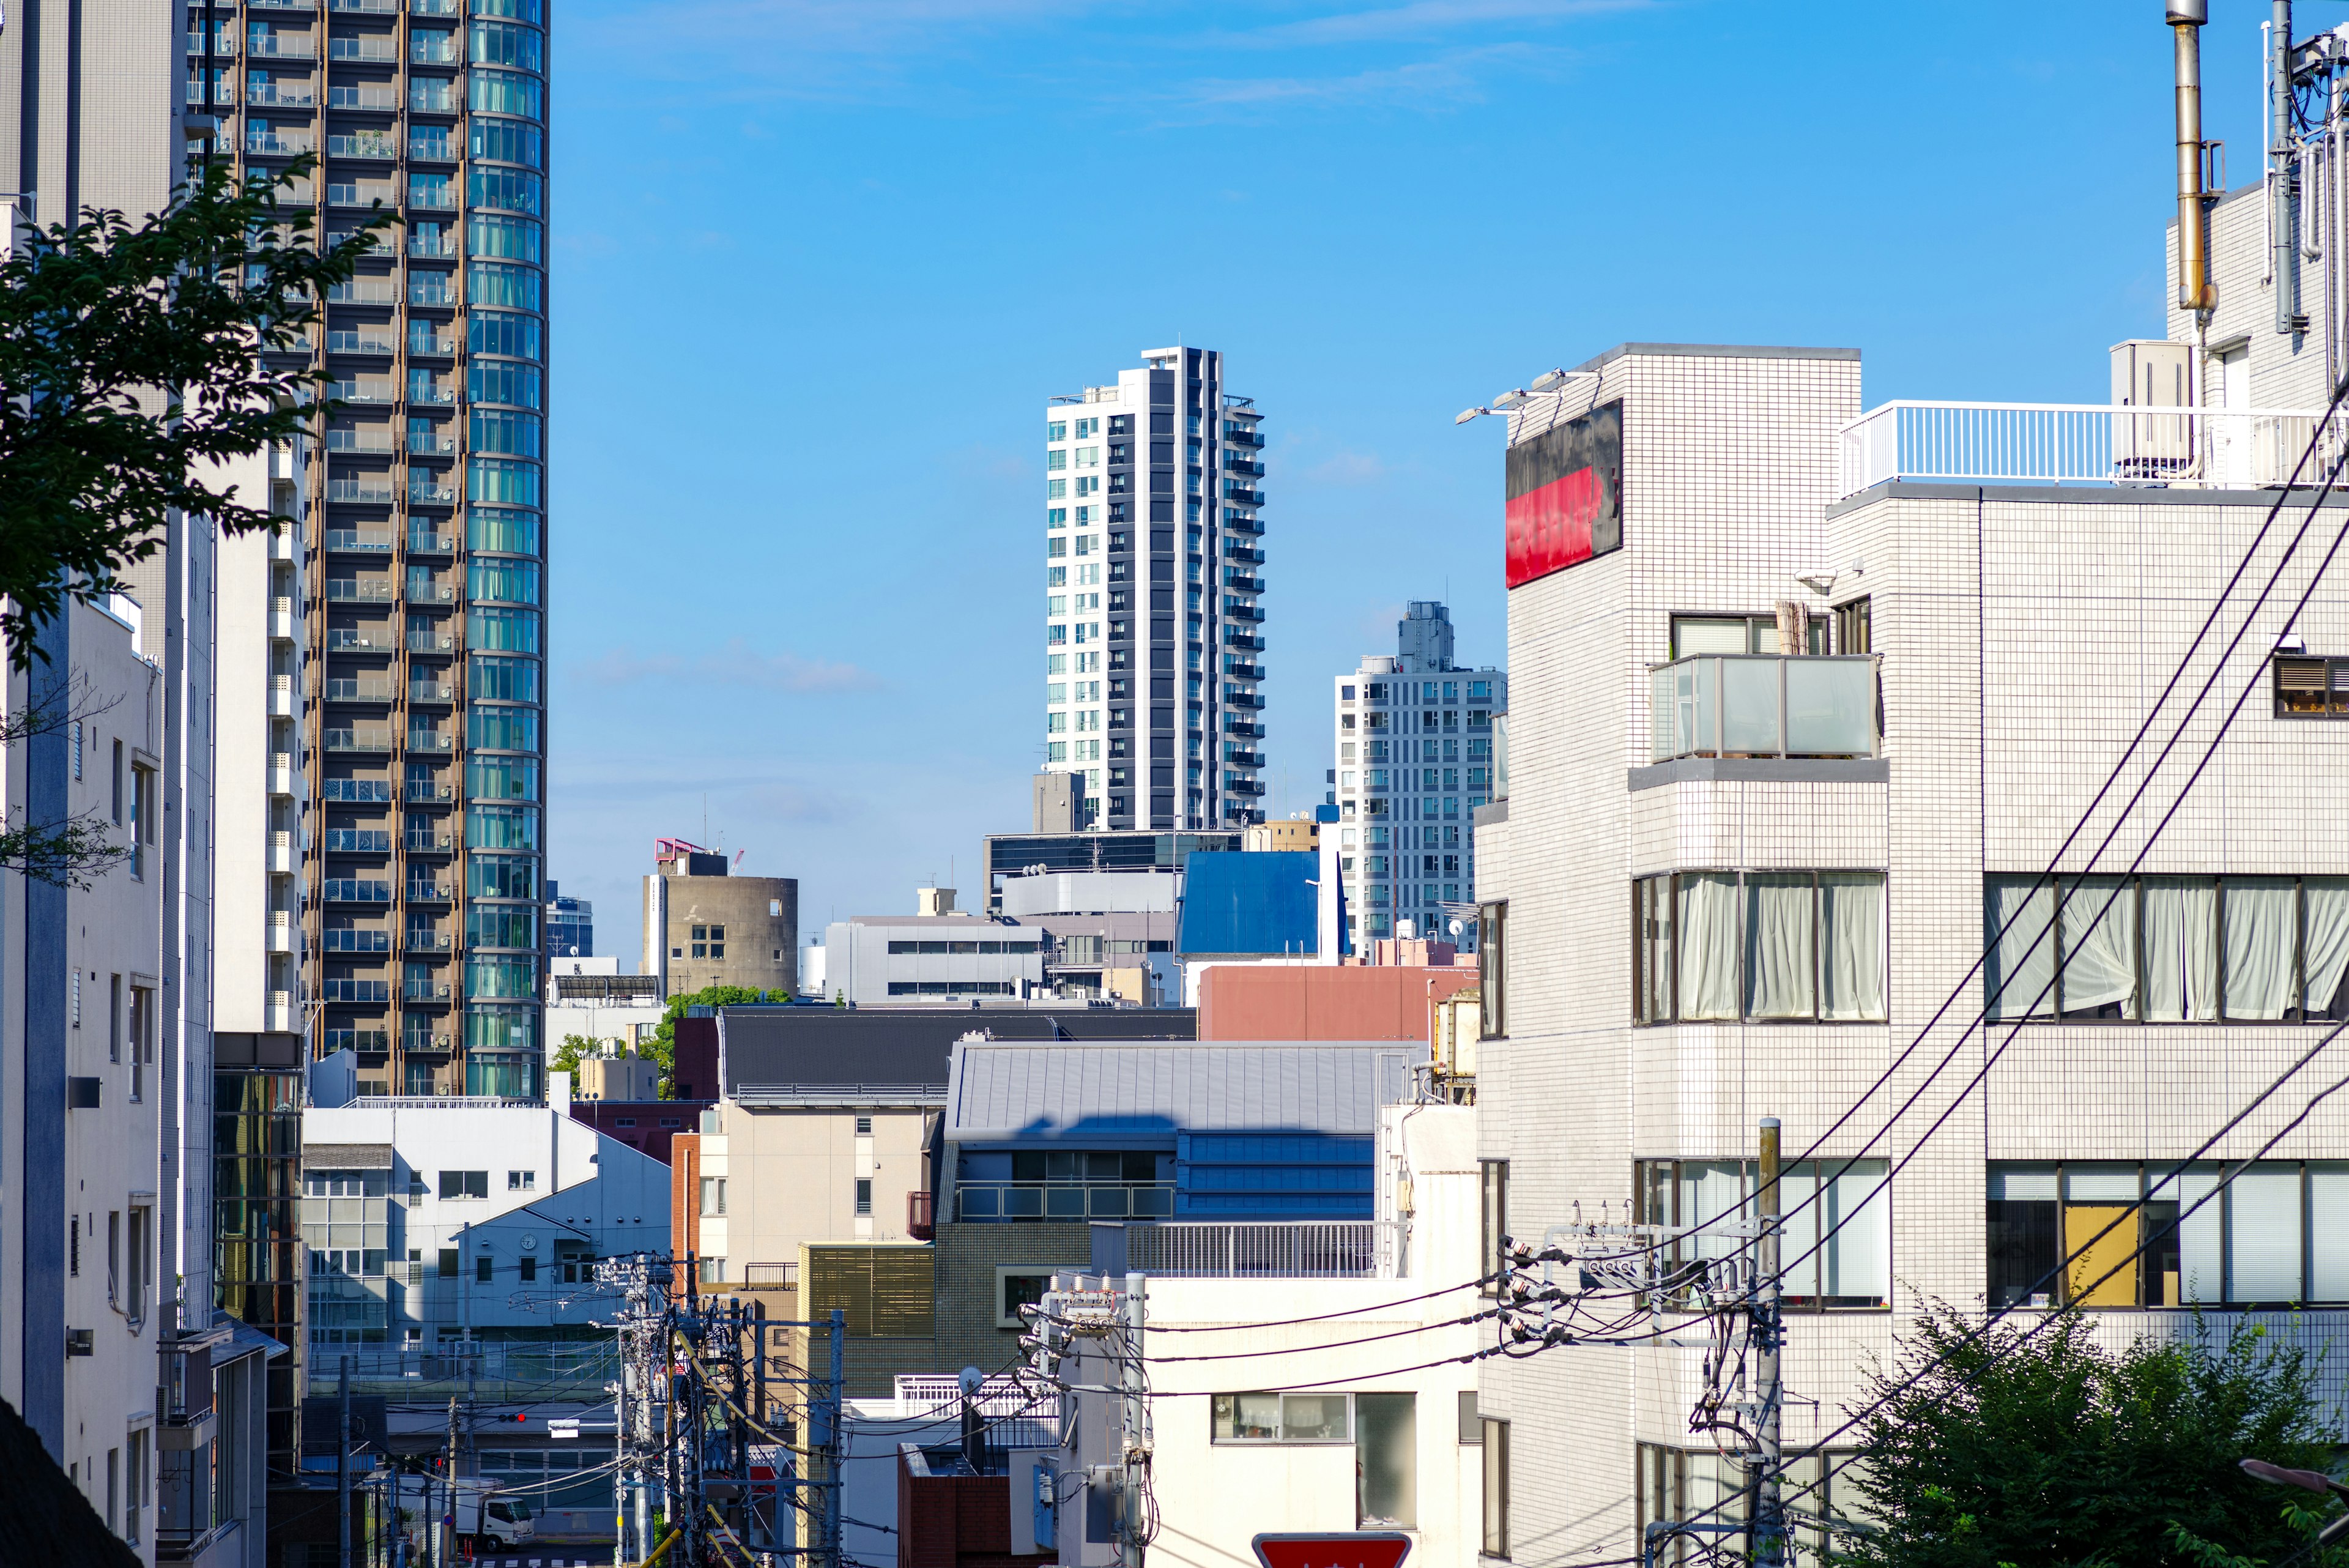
xmin=519 ymin=1256 xmax=537 ymax=1282
xmin=855 ymin=1116 xmax=873 ymax=1135
xmin=1633 ymin=871 xmax=1887 ymax=1024
xmin=1634 ymin=1156 xmax=1890 ymax=1309
xmin=439 ymin=1170 xmax=489 ymax=1199
xmin=1835 ymin=596 xmax=1872 ymax=655
xmin=440 ymin=1247 xmax=461 ymax=1279
xmin=698 ymin=1257 xmax=726 ymax=1285
xmin=855 ymin=1178 xmax=874 ymax=1216
xmin=1669 ymin=612 xmax=1827 ymax=656
xmin=1047 ymin=422 xmax=1066 ymax=442
xmin=124 ymin=1206 xmax=147 ymax=1321
xmin=71 ymin=720 xmax=81 ymax=779
xmin=1480 ymin=1161 xmax=1508 ymax=1297
xmin=1212 ymin=1392 xmax=1354 ymax=1443
xmin=1478 ymin=901 xmax=1507 ymax=1037
xmin=1355 ymin=1393 xmax=1416 ymax=1527
xmin=131 ymin=762 xmax=153 ymax=879
xmin=507 ymin=1170 xmax=535 ymax=1191
xmin=1482 ymin=1419 xmax=1510 ymax=1559
xmin=1986 ymin=1159 xmax=2349 ymax=1308
xmin=996 ymin=1269 xmax=1052 ymax=1328
xmin=476 ymin=1254 xmax=494 ymax=1282
xmin=108 ymin=976 xmax=121 ymax=1065
xmin=2274 ymin=655 xmax=2349 ymax=716
xmin=111 ymin=740 xmax=123 ymax=823
xmin=700 ymin=1176 xmax=727 ymax=1216
xmin=1983 ymin=874 xmax=2349 ymax=1023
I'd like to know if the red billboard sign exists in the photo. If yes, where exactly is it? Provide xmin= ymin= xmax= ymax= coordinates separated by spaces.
xmin=1251 ymin=1533 xmax=1413 ymax=1568
xmin=1504 ymin=400 xmax=1622 ymax=589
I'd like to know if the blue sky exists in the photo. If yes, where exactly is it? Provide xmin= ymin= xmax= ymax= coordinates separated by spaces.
xmin=546 ymin=0 xmax=2266 ymax=967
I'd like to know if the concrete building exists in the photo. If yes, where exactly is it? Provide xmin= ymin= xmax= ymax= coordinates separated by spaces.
xmin=546 ymin=954 xmax=664 ymax=1051
xmin=1042 ymin=347 xmax=1266 ymax=832
xmin=1333 ymin=601 xmax=1505 ymax=950
xmin=1472 ymin=338 xmax=2349 ymax=1560
xmin=641 ymin=839 xmax=796 ymax=1000
xmin=817 ymin=914 xmax=1045 ymax=1005
xmin=981 ymin=827 xmax=1239 ymax=914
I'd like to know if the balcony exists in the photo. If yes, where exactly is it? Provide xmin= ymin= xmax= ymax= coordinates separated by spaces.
xmin=247 ymin=33 xmax=314 ymax=58
xmin=326 ymin=36 xmax=395 ymax=61
xmin=406 ymin=379 xmax=457 ymax=406
xmin=405 ymin=779 xmax=455 ymax=803
xmin=1222 ymin=543 xmax=1264 ymax=565
xmin=409 ymin=34 xmax=458 ymax=62
xmin=956 ymin=1181 xmax=1174 ymax=1221
xmin=326 ymin=630 xmax=393 ymax=653
xmin=402 ymin=980 xmax=453 ymax=1003
xmin=324 ymin=431 xmax=393 ymax=455
xmin=324 ymin=478 xmax=393 ymax=505
xmin=246 ymin=82 xmax=316 ymax=107
xmin=329 ymin=0 xmax=398 ymax=12
xmin=324 ymin=1028 xmax=391 ymax=1057
xmin=1223 ymin=456 xmax=1266 ymax=478
xmin=403 ymin=929 xmax=453 ymax=952
xmin=324 ymin=529 xmax=394 ymax=555
xmin=1222 ymin=630 xmax=1264 ymax=652
xmin=404 ymin=828 xmax=454 ymax=853
xmin=267 ymin=830 xmax=296 ymax=874
xmin=323 ymin=780 xmax=394 ymax=803
xmin=407 ymin=480 xmax=458 ymax=507
xmin=325 ymin=279 xmax=397 ymax=306
xmin=325 ymin=677 xmax=393 ymax=703
xmin=407 ymin=232 xmax=457 ymax=259
xmin=325 ymin=727 xmax=393 ymax=752
xmin=1223 ymin=718 xmax=1264 ymax=739
xmin=1649 ymin=655 xmax=1879 ymax=763
xmin=407 ymin=680 xmax=456 ymax=704
xmin=1225 ymin=778 xmax=1266 ymax=797
xmin=269 ymin=677 xmax=296 ymax=718
xmin=405 ymin=882 xmax=451 ymax=904
xmin=407 ymin=628 xmax=459 ymax=654
xmin=409 ymin=82 xmax=457 ymax=111
xmin=269 ymin=754 xmax=300 ymax=797
xmin=322 ymin=979 xmax=391 ymax=1003
xmin=324 ymin=579 xmax=393 ymax=604
xmin=404 ymin=578 xmax=456 ymax=605
xmin=1224 ymin=426 xmax=1265 ymax=450
xmin=324 ymin=929 xmax=392 ymax=953
xmin=407 ymin=529 xmax=457 ymax=555
xmin=245 ymin=130 xmax=312 ymax=155
xmin=1225 ymin=511 xmax=1263 ymax=536
xmin=1226 ymin=691 xmax=1266 ymax=711
xmin=325 ymin=829 xmax=391 ymax=853
xmin=324 ymin=879 xmax=392 ymax=904
xmin=1224 ymin=603 xmax=1265 ymax=624
xmin=404 ymin=428 xmax=456 ymax=456
xmin=304 ymin=1345 xmax=618 ymax=1402
xmin=326 ymin=329 xmax=395 ymax=355
xmin=1836 ymin=400 xmax=2349 ymax=500
xmin=251 ymin=0 xmax=317 ymax=7
xmin=326 ymin=133 xmax=395 ymax=160
xmin=405 ymin=730 xmax=453 ymax=752
xmin=328 ymin=83 xmax=398 ymax=110
xmin=407 ymin=186 xmax=459 ymax=212
xmin=1222 ymin=484 xmax=1265 ymax=507
xmin=185 ymin=79 xmax=236 ymax=106
xmin=408 ymin=278 xmax=455 ymax=308
xmin=408 ymin=330 xmax=457 ymax=356
xmin=267 ymin=915 xmax=297 ymax=954
xmin=412 ymin=0 xmax=458 ymax=12
xmin=1223 ymin=749 xmax=1266 ymax=769
xmin=1223 ymin=661 xmax=1265 ymax=682
xmin=330 ymin=378 xmax=396 ymax=406
xmin=1121 ymin=1221 xmax=1393 ymax=1280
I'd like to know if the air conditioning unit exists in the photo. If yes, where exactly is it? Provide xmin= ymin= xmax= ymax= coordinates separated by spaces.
xmin=438 ymin=636 xmax=454 ymax=651
xmin=437 ymin=985 xmax=451 ymax=999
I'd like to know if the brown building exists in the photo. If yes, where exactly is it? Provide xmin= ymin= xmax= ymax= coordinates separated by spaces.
xmin=640 ymin=839 xmax=798 ymax=1000
xmin=1195 ymin=963 xmax=1478 ymax=1040
xmin=564 ymin=1015 xmax=718 ymax=1164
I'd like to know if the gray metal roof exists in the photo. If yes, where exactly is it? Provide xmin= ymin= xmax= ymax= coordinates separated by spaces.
xmin=945 ymin=1041 xmax=1416 ymax=1146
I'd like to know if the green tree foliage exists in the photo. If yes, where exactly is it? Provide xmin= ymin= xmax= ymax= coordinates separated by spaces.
xmin=645 ymin=985 xmax=772 ymax=1099
xmin=0 ymin=155 xmax=391 ymax=666
xmin=1835 ymin=1304 xmax=2345 ymax=1568
xmin=549 ymin=1033 xmax=600 ymax=1080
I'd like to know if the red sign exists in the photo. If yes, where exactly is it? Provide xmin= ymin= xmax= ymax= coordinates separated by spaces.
xmin=1252 ymin=1533 xmax=1412 ymax=1568
xmin=1504 ymin=401 xmax=1622 ymax=589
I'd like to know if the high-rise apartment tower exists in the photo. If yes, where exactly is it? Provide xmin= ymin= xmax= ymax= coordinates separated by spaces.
xmin=1042 ymin=347 xmax=1266 ymax=831
xmin=1331 ymin=602 xmax=1504 ymax=948
xmin=194 ymin=0 xmax=553 ymax=1097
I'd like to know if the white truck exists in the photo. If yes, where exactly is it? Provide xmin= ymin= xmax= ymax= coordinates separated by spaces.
xmin=391 ymin=1474 xmax=536 ymax=1555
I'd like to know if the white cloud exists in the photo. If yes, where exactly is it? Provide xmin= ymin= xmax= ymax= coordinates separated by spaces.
xmin=1240 ymin=0 xmax=1649 ymax=47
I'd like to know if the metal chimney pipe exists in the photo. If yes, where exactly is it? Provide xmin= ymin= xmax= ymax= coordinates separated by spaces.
xmin=2172 ymin=0 xmax=2214 ymax=313
xmin=2274 ymin=0 xmax=2301 ymax=332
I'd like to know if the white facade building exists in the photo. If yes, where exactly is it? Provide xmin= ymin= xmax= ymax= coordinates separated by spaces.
xmin=1472 ymin=329 xmax=2349 ymax=1564
xmin=818 ymin=915 xmax=1045 ymax=1005
xmin=1043 ymin=347 xmax=1267 ymax=833
xmin=1332 ymin=601 xmax=1505 ymax=949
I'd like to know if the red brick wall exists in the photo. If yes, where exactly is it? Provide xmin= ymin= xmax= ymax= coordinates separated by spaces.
xmin=897 ymin=1454 xmax=1055 ymax=1568
xmin=670 ymin=1132 xmax=700 ymax=1289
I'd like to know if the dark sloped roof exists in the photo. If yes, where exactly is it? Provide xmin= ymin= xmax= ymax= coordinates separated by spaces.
xmin=1174 ymin=851 xmax=1318 ymax=956
xmin=718 ymin=1006 xmax=1197 ymax=1096
xmin=945 ymin=1040 xmax=1416 ymax=1144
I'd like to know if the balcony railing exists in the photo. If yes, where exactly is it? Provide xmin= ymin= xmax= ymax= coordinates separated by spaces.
xmin=326 ymin=330 xmax=395 ymax=354
xmin=324 ymin=480 xmax=395 ymax=505
xmin=324 ymin=879 xmax=392 ymax=903
xmin=324 ymin=579 xmax=393 ymax=603
xmin=1836 ymin=400 xmax=2349 ymax=500
xmin=410 ymin=83 xmax=457 ymax=111
xmin=324 ymin=529 xmax=394 ymax=553
xmin=408 ymin=332 xmax=456 ymax=355
xmin=327 ymin=630 xmax=394 ymax=652
xmin=328 ymin=84 xmax=398 ymax=110
xmin=246 ymin=83 xmax=315 ymax=106
xmin=323 ymin=929 xmax=392 ymax=953
xmin=325 ymin=678 xmax=394 ymax=701
xmin=325 ymin=727 xmax=394 ymax=751
xmin=325 ymin=830 xmax=391 ymax=852
xmin=956 ymin=1181 xmax=1173 ymax=1221
xmin=303 ymin=1345 xmax=619 ymax=1400
xmin=245 ymin=130 xmax=313 ymax=155
xmin=406 ymin=882 xmax=451 ymax=902
xmin=331 ymin=379 xmax=396 ymax=405
xmin=409 ymin=681 xmax=456 ymax=703
xmin=327 ymin=36 xmax=395 ymax=61
xmin=409 ymin=279 xmax=456 ymax=307
xmin=407 ymin=232 xmax=457 ymax=258
xmin=409 ymin=34 xmax=459 ymax=61
xmin=407 ymin=379 xmax=457 ymax=405
xmin=1649 ymin=655 xmax=1879 ymax=764
xmin=407 ymin=186 xmax=458 ymax=210
xmin=326 ymin=280 xmax=398 ymax=305
xmin=327 ymin=134 xmax=396 ymax=160
xmin=1122 ymin=1221 xmax=1393 ymax=1279
xmin=407 ymin=531 xmax=457 ymax=554
xmin=405 ymin=779 xmax=455 ymax=801
xmin=742 ymin=1262 xmax=800 ymax=1287
xmin=247 ymin=34 xmax=314 ymax=58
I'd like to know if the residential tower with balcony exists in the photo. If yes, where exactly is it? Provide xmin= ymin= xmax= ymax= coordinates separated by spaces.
xmin=1042 ymin=347 xmax=1266 ymax=831
xmin=193 ymin=0 xmax=552 ymax=1098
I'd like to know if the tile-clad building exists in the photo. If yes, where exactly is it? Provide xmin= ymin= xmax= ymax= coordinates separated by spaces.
xmin=1472 ymin=338 xmax=2349 ymax=1564
xmin=1042 ymin=347 xmax=1267 ymax=833
xmin=195 ymin=0 xmax=553 ymax=1096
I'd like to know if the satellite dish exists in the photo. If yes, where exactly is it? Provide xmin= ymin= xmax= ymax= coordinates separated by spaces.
xmin=1449 ymin=919 xmax=1464 ymax=937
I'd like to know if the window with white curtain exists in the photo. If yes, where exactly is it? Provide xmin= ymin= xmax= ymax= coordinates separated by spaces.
xmin=1633 ymin=871 xmax=1887 ymax=1024
xmin=1984 ymin=875 xmax=2349 ymax=1022
xmin=1636 ymin=1157 xmax=1891 ymax=1310
xmin=1988 ymin=1160 xmax=2349 ymax=1307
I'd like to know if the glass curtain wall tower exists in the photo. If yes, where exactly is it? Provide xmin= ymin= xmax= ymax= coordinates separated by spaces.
xmin=1042 ymin=346 xmax=1267 ymax=831
xmin=195 ymin=0 xmax=549 ymax=1098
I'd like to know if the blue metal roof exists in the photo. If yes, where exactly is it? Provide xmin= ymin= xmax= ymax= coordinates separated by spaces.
xmin=1174 ymin=851 xmax=1317 ymax=956
xmin=944 ymin=1041 xmax=1416 ymax=1146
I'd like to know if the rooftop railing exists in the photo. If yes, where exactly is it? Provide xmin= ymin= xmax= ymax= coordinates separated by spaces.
xmin=956 ymin=1181 xmax=1173 ymax=1222
xmin=1649 ymin=655 xmax=1879 ymax=764
xmin=1837 ymin=401 xmax=2349 ymax=499
xmin=1123 ymin=1220 xmax=1393 ymax=1279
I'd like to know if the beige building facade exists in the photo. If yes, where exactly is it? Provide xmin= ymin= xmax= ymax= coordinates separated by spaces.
xmin=640 ymin=844 xmax=797 ymax=1000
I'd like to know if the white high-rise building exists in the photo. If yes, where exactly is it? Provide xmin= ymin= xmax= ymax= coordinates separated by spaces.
xmin=1042 ymin=347 xmax=1266 ymax=832
xmin=1331 ymin=602 xmax=1504 ymax=948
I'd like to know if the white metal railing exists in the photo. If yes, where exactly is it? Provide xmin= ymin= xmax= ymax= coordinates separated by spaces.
xmin=1838 ymin=401 xmax=2349 ymax=499
xmin=1124 ymin=1220 xmax=1393 ymax=1278
xmin=891 ymin=1375 xmax=1056 ymax=1418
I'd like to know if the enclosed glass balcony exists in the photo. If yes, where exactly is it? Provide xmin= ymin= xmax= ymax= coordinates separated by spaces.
xmin=1649 ymin=655 xmax=1879 ymax=763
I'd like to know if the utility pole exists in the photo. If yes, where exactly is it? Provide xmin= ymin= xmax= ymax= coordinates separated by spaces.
xmin=440 ymin=1397 xmax=459 ymax=1568
xmin=338 ymin=1356 xmax=354 ymax=1568
xmin=1120 ymin=1273 xmax=1149 ymax=1568
xmin=823 ymin=1307 xmax=845 ymax=1568
xmin=1752 ymin=1117 xmax=1786 ymax=1568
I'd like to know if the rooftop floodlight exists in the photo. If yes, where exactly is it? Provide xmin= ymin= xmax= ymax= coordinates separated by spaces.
xmin=1454 ymin=407 xmax=1490 ymax=425
xmin=1528 ymin=369 xmax=1570 ymax=392
xmin=1489 ymin=389 xmax=1531 ymax=411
